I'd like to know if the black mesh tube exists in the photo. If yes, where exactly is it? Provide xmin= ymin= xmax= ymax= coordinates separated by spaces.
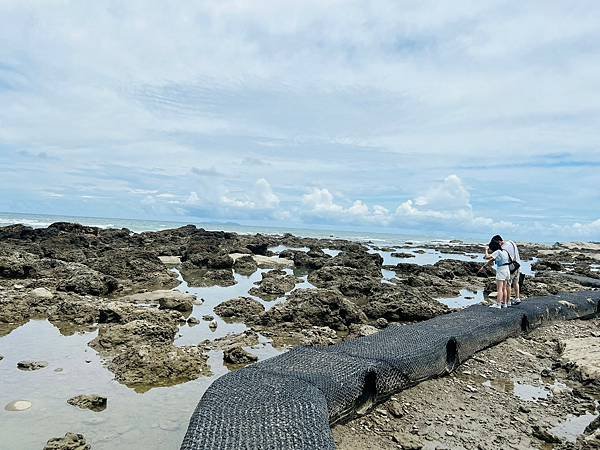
xmin=180 ymin=290 xmax=600 ymax=450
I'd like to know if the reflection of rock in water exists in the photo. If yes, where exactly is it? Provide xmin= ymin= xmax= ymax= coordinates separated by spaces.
xmin=0 ymin=322 xmax=24 ymax=337
xmin=89 ymin=319 xmax=210 ymax=392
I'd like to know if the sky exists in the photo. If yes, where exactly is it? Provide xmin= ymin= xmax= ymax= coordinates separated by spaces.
xmin=0 ymin=1 xmax=599 ymax=242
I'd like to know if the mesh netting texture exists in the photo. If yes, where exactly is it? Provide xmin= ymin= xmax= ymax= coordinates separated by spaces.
xmin=180 ymin=290 xmax=600 ymax=450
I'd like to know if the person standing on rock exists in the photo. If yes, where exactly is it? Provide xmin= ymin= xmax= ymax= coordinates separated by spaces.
xmin=491 ymin=235 xmax=522 ymax=305
xmin=484 ymin=239 xmax=511 ymax=308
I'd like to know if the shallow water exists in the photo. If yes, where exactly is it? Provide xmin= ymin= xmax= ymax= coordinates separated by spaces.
xmin=0 ymin=320 xmax=226 ymax=450
xmin=550 ymin=412 xmax=599 ymax=442
xmin=438 ymin=289 xmax=485 ymax=309
xmin=0 ymin=244 xmax=541 ymax=448
xmin=0 ymin=267 xmax=291 ymax=450
xmin=482 ymin=378 xmax=551 ymax=401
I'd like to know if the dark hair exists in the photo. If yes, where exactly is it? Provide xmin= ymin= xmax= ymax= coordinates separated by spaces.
xmin=492 ymin=234 xmax=503 ymax=242
xmin=488 ymin=240 xmax=502 ymax=252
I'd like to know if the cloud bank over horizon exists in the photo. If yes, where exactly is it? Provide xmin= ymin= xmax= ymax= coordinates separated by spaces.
xmin=1 ymin=1 xmax=599 ymax=241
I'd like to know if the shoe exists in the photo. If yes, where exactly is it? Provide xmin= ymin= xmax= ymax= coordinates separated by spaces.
xmin=506 ymin=301 xmax=512 ymax=307
xmin=489 ymin=304 xmax=501 ymax=309
xmin=513 ymin=298 xmax=522 ymax=305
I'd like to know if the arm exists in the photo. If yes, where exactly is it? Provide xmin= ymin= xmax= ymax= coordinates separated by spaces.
xmin=478 ymin=248 xmax=494 ymax=273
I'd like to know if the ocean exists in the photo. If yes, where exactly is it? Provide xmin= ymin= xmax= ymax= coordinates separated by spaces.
xmin=0 ymin=211 xmax=467 ymax=246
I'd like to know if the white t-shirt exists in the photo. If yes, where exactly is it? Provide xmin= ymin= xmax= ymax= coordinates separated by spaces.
xmin=501 ymin=240 xmax=520 ymax=262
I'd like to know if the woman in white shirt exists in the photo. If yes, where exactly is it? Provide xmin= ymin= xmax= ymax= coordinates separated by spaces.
xmin=485 ymin=239 xmax=511 ymax=308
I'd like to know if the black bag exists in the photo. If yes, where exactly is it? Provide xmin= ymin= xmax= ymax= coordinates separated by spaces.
xmin=501 ymin=249 xmax=521 ymax=274
xmin=507 ymin=255 xmax=521 ymax=274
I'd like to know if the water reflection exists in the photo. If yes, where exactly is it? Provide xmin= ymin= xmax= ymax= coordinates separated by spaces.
xmin=438 ymin=289 xmax=485 ymax=309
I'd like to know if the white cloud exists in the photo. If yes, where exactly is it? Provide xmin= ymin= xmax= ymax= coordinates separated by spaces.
xmin=185 ymin=191 xmax=202 ymax=206
xmin=220 ymin=178 xmax=279 ymax=211
xmin=302 ymin=188 xmax=391 ymax=224
xmin=302 ymin=175 xmax=516 ymax=233
xmin=1 ymin=2 xmax=599 ymax=240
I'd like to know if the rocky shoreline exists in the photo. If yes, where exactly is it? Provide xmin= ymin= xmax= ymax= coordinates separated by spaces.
xmin=1 ymin=222 xmax=599 ymax=449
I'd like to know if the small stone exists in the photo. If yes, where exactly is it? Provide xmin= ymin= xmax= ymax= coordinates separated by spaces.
xmin=223 ymin=346 xmax=258 ymax=365
xmin=391 ymin=431 xmax=423 ymax=449
xmin=202 ymin=315 xmax=214 ymax=321
xmin=531 ymin=425 xmax=561 ymax=443
xmin=445 ymin=430 xmax=454 ymax=436
xmin=519 ymin=405 xmax=531 ymax=413
xmin=31 ymin=287 xmax=54 ymax=299
xmin=387 ymin=401 xmax=404 ymax=418
xmin=187 ymin=316 xmax=200 ymax=325
xmin=17 ymin=360 xmax=48 ymax=371
xmin=208 ymin=320 xmax=218 ymax=330
xmin=14 ymin=283 xmax=25 ymax=289
xmin=5 ymin=400 xmax=32 ymax=411
xmin=376 ymin=318 xmax=389 ymax=328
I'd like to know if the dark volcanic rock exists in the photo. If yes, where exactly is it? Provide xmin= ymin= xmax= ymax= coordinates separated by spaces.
xmin=86 ymin=248 xmax=176 ymax=289
xmin=89 ymin=319 xmax=209 ymax=390
xmin=213 ymin=297 xmax=265 ymax=323
xmin=43 ymin=432 xmax=90 ymax=450
xmin=108 ymin=344 xmax=208 ymax=389
xmin=17 ymin=360 xmax=48 ymax=371
xmin=246 ymin=242 xmax=269 ymax=256
xmin=532 ymin=259 xmax=563 ymax=271
xmin=67 ymin=394 xmax=107 ymax=412
xmin=308 ymin=265 xmax=381 ymax=298
xmin=363 ymin=287 xmax=449 ymax=322
xmin=233 ymin=255 xmax=258 ymax=275
xmin=391 ymin=252 xmax=415 ymax=258
xmin=0 ymin=251 xmax=40 ymax=278
xmin=56 ymin=264 xmax=119 ymax=296
xmin=180 ymin=261 xmax=235 ymax=287
xmin=158 ymin=295 xmax=193 ymax=313
xmin=223 ymin=346 xmax=258 ymax=365
xmin=91 ymin=320 xmax=177 ymax=350
xmin=261 ymin=288 xmax=367 ymax=331
xmin=249 ymin=269 xmax=296 ymax=299
xmin=48 ymin=299 xmax=100 ymax=327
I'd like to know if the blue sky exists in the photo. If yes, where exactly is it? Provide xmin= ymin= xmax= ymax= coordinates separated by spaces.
xmin=0 ymin=1 xmax=599 ymax=241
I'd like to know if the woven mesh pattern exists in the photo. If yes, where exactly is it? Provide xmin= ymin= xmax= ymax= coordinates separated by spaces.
xmin=514 ymin=291 xmax=599 ymax=328
xmin=180 ymin=290 xmax=600 ymax=450
xmin=245 ymin=347 xmax=385 ymax=423
xmin=180 ymin=369 xmax=335 ymax=450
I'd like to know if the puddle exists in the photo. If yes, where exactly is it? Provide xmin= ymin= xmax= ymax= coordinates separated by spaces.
xmin=482 ymin=378 xmax=550 ymax=401
xmin=268 ymin=245 xmax=309 ymax=254
xmin=550 ymin=412 xmax=598 ymax=442
xmin=438 ymin=289 xmax=485 ymax=309
xmin=0 ymin=266 xmax=290 ymax=449
xmin=381 ymin=268 xmax=397 ymax=283
xmin=173 ymin=267 xmax=308 ymax=346
xmin=368 ymin=246 xmax=537 ymax=276
xmin=0 ymin=319 xmax=225 ymax=450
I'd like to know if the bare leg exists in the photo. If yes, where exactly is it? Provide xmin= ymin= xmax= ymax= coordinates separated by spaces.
xmin=505 ymin=282 xmax=511 ymax=304
xmin=513 ymin=275 xmax=520 ymax=299
xmin=496 ymin=280 xmax=505 ymax=306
